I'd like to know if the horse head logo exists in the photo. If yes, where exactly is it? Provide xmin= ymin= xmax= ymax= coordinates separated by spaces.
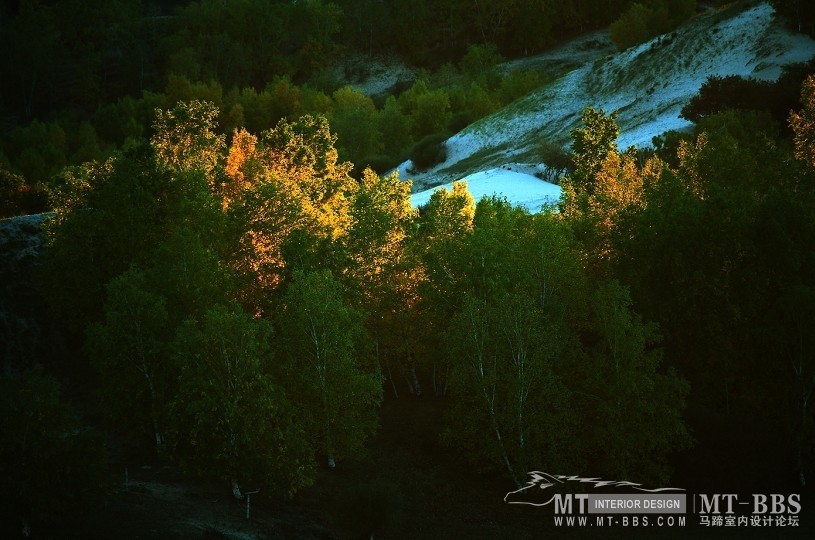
xmin=504 ymin=472 xmax=684 ymax=507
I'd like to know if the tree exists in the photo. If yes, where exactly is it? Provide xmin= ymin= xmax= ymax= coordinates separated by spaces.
xmin=343 ymin=169 xmax=422 ymax=397
xmin=258 ymin=114 xmax=356 ymax=238
xmin=329 ymin=86 xmax=382 ymax=166
xmin=771 ymin=0 xmax=815 ymax=36
xmin=412 ymin=182 xmax=476 ymax=396
xmin=225 ymin=115 xmax=356 ymax=308
xmin=1 ymin=0 xmax=62 ymax=118
xmin=569 ymin=107 xmax=620 ymax=195
xmin=376 ymin=95 xmax=414 ymax=161
xmin=680 ymin=75 xmax=773 ymax=123
xmin=0 ymin=366 xmax=107 ymax=537
xmin=790 ymin=74 xmax=815 ymax=171
xmin=151 ymin=100 xmax=226 ymax=188
xmin=170 ymin=304 xmax=314 ymax=497
xmin=412 ymin=89 xmax=453 ymax=139
xmin=609 ymin=2 xmax=654 ymax=50
xmin=279 ymin=269 xmax=381 ymax=468
xmin=770 ymin=285 xmax=815 ymax=486
xmin=86 ymin=267 xmax=173 ymax=452
xmin=40 ymin=144 xmax=172 ymax=332
xmin=0 ymin=169 xmax=26 ymax=218
xmin=443 ymin=198 xmax=584 ymax=482
xmin=506 ymin=0 xmax=555 ymax=54
xmin=585 ymin=281 xmax=691 ymax=483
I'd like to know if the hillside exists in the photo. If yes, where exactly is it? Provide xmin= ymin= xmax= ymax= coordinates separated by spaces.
xmin=405 ymin=1 xmax=815 ymax=209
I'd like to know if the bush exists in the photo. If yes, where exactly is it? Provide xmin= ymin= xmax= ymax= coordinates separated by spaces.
xmin=459 ymin=43 xmax=504 ymax=87
xmin=499 ymin=68 xmax=548 ymax=104
xmin=680 ymin=75 xmax=772 ymax=122
xmin=537 ymin=141 xmax=573 ymax=183
xmin=410 ymin=132 xmax=449 ymax=170
xmin=411 ymin=89 xmax=452 ymax=139
xmin=610 ymin=0 xmax=696 ymax=51
xmin=448 ymin=111 xmax=476 ymax=134
xmin=360 ymin=154 xmax=402 ymax=175
xmin=0 ymin=169 xmax=26 ymax=218
xmin=609 ymin=3 xmax=653 ymax=51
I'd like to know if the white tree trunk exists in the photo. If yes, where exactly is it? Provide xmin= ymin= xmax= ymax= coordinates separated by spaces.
xmin=231 ymin=479 xmax=244 ymax=500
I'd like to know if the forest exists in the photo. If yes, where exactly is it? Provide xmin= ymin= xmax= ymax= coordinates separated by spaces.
xmin=2 ymin=1 xmax=815 ymax=538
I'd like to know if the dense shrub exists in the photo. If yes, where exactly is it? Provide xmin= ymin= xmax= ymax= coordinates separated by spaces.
xmin=682 ymin=62 xmax=815 ymax=129
xmin=610 ymin=3 xmax=654 ymax=51
xmin=610 ymin=0 xmax=696 ymax=51
xmin=360 ymin=154 xmax=402 ymax=175
xmin=680 ymin=75 xmax=773 ymax=122
xmin=410 ymin=132 xmax=450 ymax=170
xmin=537 ymin=140 xmax=573 ymax=183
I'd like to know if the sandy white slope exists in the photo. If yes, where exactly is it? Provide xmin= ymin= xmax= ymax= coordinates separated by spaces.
xmin=401 ymin=2 xmax=815 ymax=211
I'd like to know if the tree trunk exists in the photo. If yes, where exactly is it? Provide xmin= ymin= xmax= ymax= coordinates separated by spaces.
xmin=409 ymin=364 xmax=421 ymax=396
xmin=386 ymin=359 xmax=399 ymax=398
xmin=494 ymin=423 xmax=520 ymax=488
xmin=231 ymin=479 xmax=244 ymax=500
xmin=143 ymin=371 xmax=163 ymax=450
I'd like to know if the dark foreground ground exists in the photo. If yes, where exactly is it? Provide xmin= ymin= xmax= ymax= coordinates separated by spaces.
xmin=58 ymin=396 xmax=813 ymax=540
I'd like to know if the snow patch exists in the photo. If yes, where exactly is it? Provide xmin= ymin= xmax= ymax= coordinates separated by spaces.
xmin=411 ymin=169 xmax=562 ymax=213
xmin=398 ymin=1 xmax=815 ymax=203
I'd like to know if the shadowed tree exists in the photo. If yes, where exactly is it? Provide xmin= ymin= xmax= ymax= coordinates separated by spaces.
xmin=279 ymin=269 xmax=381 ymax=469
xmin=170 ymin=304 xmax=315 ymax=498
xmin=0 ymin=366 xmax=107 ymax=538
xmin=86 ymin=267 xmax=173 ymax=452
xmin=586 ymin=281 xmax=691 ymax=483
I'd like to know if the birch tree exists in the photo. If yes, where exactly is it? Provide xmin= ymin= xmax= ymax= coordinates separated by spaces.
xmin=444 ymin=197 xmax=581 ymax=482
xmin=170 ymin=304 xmax=314 ymax=497
xmin=279 ymin=269 xmax=381 ymax=469
xmin=587 ymin=281 xmax=691 ymax=484
xmin=86 ymin=267 xmax=173 ymax=452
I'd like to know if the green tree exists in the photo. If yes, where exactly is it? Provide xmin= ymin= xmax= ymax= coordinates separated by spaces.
xmin=376 ymin=95 xmax=414 ymax=161
xmin=343 ymin=169 xmax=421 ymax=397
xmin=609 ymin=3 xmax=654 ymax=50
xmin=0 ymin=169 xmax=26 ymax=218
xmin=329 ymin=86 xmax=382 ymax=166
xmin=569 ymin=107 xmax=620 ymax=195
xmin=506 ymin=0 xmax=555 ymax=54
xmin=412 ymin=89 xmax=453 ymax=139
xmin=0 ymin=366 xmax=107 ymax=537
xmin=170 ymin=304 xmax=314 ymax=497
xmin=279 ymin=269 xmax=381 ymax=468
xmin=151 ymin=100 xmax=226 ymax=188
xmin=411 ymin=182 xmax=476 ymax=396
xmin=40 ymin=145 xmax=172 ymax=331
xmin=458 ymin=43 xmax=504 ymax=88
xmin=586 ymin=281 xmax=691 ymax=483
xmin=2 ymin=0 xmax=62 ymax=117
xmin=444 ymin=198 xmax=584 ymax=482
xmin=86 ymin=267 xmax=173 ymax=452
xmin=771 ymin=0 xmax=815 ymax=36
